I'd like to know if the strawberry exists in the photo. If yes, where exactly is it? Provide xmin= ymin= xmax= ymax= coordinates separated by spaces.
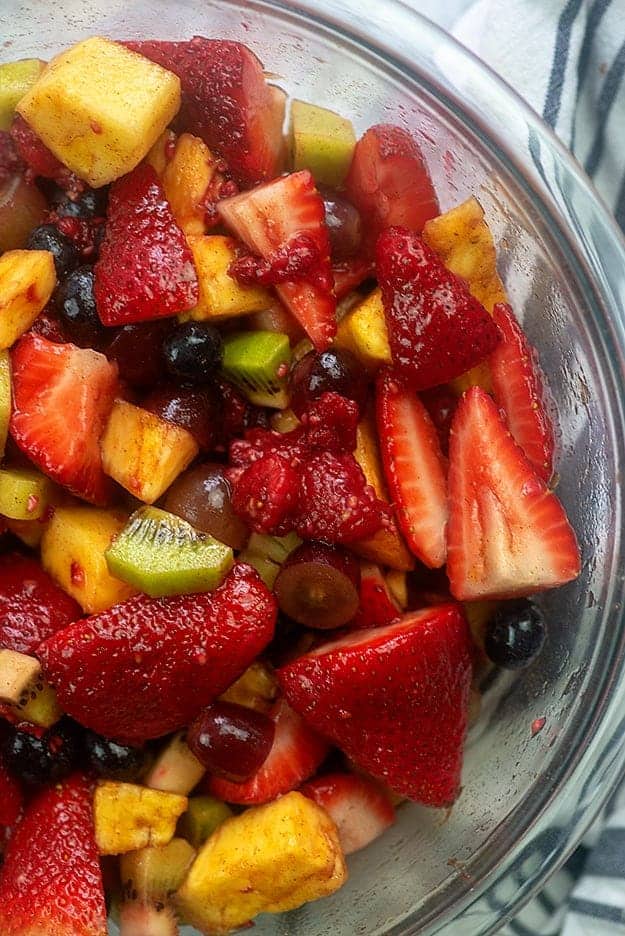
xmin=376 ymin=227 xmax=501 ymax=390
xmin=0 ymin=758 xmax=23 ymax=829
xmin=376 ymin=373 xmax=448 ymax=568
xmin=204 ymin=698 xmax=328 ymax=805
xmin=94 ymin=163 xmax=198 ymax=326
xmin=345 ymin=124 xmax=439 ymax=252
xmin=10 ymin=334 xmax=119 ymax=505
xmin=299 ymin=772 xmax=395 ymax=854
xmin=0 ymin=774 xmax=107 ymax=936
xmin=332 ymin=256 xmax=374 ymax=300
xmin=126 ymin=37 xmax=283 ymax=187
xmin=39 ymin=564 xmax=277 ymax=743
xmin=489 ymin=302 xmax=555 ymax=483
xmin=420 ymin=385 xmax=458 ymax=456
xmin=10 ymin=114 xmax=82 ymax=194
xmin=446 ymin=387 xmax=581 ymax=601
xmin=219 ymin=170 xmax=336 ymax=350
xmin=0 ymin=552 xmax=81 ymax=655
xmin=278 ymin=605 xmax=473 ymax=807
xmin=351 ymin=563 xmax=401 ymax=630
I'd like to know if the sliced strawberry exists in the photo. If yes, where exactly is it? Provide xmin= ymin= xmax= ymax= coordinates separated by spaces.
xmin=278 ymin=605 xmax=473 ymax=807
xmin=351 ymin=562 xmax=401 ymax=629
xmin=204 ymin=699 xmax=328 ymax=805
xmin=0 ymin=758 xmax=23 ymax=829
xmin=376 ymin=373 xmax=448 ymax=568
xmin=219 ymin=170 xmax=336 ymax=350
xmin=345 ymin=124 xmax=439 ymax=252
xmin=126 ymin=38 xmax=283 ymax=187
xmin=332 ymin=256 xmax=374 ymax=300
xmin=10 ymin=114 xmax=81 ymax=193
xmin=490 ymin=302 xmax=555 ymax=483
xmin=300 ymin=772 xmax=395 ymax=854
xmin=420 ymin=385 xmax=458 ymax=456
xmin=9 ymin=334 xmax=119 ymax=505
xmin=39 ymin=564 xmax=276 ymax=743
xmin=447 ymin=387 xmax=581 ymax=601
xmin=94 ymin=163 xmax=198 ymax=326
xmin=0 ymin=552 xmax=81 ymax=655
xmin=0 ymin=774 xmax=107 ymax=936
xmin=376 ymin=226 xmax=501 ymax=390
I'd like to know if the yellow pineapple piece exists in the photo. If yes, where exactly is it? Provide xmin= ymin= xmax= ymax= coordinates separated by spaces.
xmin=219 ymin=661 xmax=279 ymax=713
xmin=175 ymin=791 xmax=347 ymax=933
xmin=183 ymin=235 xmax=272 ymax=321
xmin=101 ymin=400 xmax=199 ymax=504
xmin=41 ymin=504 xmax=137 ymax=613
xmin=161 ymin=133 xmax=220 ymax=237
xmin=334 ymin=287 xmax=391 ymax=371
xmin=17 ymin=37 xmax=181 ymax=188
xmin=95 ymin=781 xmax=188 ymax=855
xmin=146 ymin=128 xmax=176 ymax=176
xmin=0 ymin=250 xmax=56 ymax=350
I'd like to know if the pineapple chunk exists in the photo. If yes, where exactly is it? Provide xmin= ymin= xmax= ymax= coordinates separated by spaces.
xmin=95 ymin=781 xmax=188 ymax=855
xmin=101 ymin=400 xmax=199 ymax=504
xmin=17 ymin=37 xmax=181 ymax=188
xmin=4 ymin=517 xmax=45 ymax=548
xmin=183 ymin=235 xmax=272 ymax=321
xmin=146 ymin=128 xmax=176 ymax=176
xmin=0 ymin=250 xmax=56 ymax=349
xmin=144 ymin=732 xmax=205 ymax=796
xmin=161 ymin=133 xmax=219 ymax=237
xmin=175 ymin=791 xmax=347 ymax=933
xmin=41 ymin=504 xmax=137 ymax=613
xmin=334 ymin=287 xmax=391 ymax=371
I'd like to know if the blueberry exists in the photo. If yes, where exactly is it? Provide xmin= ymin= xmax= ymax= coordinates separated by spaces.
xmin=2 ymin=729 xmax=52 ymax=786
xmin=55 ymin=187 xmax=108 ymax=219
xmin=484 ymin=599 xmax=546 ymax=670
xmin=163 ymin=323 xmax=224 ymax=384
xmin=46 ymin=717 xmax=84 ymax=781
xmin=84 ymin=731 xmax=145 ymax=781
xmin=54 ymin=266 xmax=102 ymax=346
xmin=26 ymin=224 xmax=79 ymax=278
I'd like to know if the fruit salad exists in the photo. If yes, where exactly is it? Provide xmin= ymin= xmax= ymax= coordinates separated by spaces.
xmin=0 ymin=34 xmax=581 ymax=936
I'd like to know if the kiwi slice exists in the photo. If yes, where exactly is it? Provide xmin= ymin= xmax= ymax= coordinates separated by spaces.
xmin=239 ymin=531 xmax=302 ymax=588
xmin=222 ymin=331 xmax=291 ymax=409
xmin=0 ymin=59 xmax=45 ymax=131
xmin=144 ymin=732 xmax=206 ymax=796
xmin=178 ymin=796 xmax=232 ymax=849
xmin=0 ymin=467 xmax=54 ymax=520
xmin=105 ymin=507 xmax=233 ymax=599
xmin=121 ymin=837 xmax=195 ymax=904
xmin=0 ymin=350 xmax=10 ymax=459
xmin=290 ymin=100 xmax=356 ymax=187
xmin=0 ymin=649 xmax=62 ymax=727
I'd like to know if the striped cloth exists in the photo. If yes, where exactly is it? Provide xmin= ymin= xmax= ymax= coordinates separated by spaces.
xmin=410 ymin=0 xmax=625 ymax=932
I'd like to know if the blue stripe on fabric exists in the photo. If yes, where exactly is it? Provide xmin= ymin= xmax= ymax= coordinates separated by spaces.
xmin=543 ymin=0 xmax=587 ymax=128
xmin=571 ymin=0 xmax=613 ymax=149
xmin=584 ymin=38 xmax=625 ymax=175
xmin=583 ymin=827 xmax=625 ymax=877
xmin=569 ymin=896 xmax=625 ymax=924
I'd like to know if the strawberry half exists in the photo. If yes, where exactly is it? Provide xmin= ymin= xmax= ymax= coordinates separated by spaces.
xmin=94 ymin=163 xmax=198 ymax=326
xmin=0 ymin=552 xmax=81 ymax=655
xmin=10 ymin=334 xmax=119 ymax=505
xmin=345 ymin=124 xmax=439 ymax=252
xmin=376 ymin=226 xmax=501 ymax=390
xmin=278 ymin=605 xmax=473 ymax=807
xmin=447 ymin=387 xmax=581 ymax=601
xmin=489 ymin=302 xmax=555 ymax=483
xmin=39 ymin=564 xmax=276 ymax=743
xmin=0 ymin=758 xmax=23 ymax=830
xmin=0 ymin=774 xmax=107 ymax=936
xmin=204 ymin=699 xmax=328 ymax=805
xmin=300 ymin=772 xmax=395 ymax=854
xmin=219 ymin=170 xmax=336 ymax=350
xmin=376 ymin=373 xmax=448 ymax=568
xmin=351 ymin=563 xmax=401 ymax=630
xmin=126 ymin=38 xmax=284 ymax=187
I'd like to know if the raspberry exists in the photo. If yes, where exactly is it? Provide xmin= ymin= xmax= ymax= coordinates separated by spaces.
xmin=10 ymin=115 xmax=82 ymax=194
xmin=229 ymin=427 xmax=305 ymax=471
xmin=300 ymin=392 xmax=359 ymax=454
xmin=231 ymin=453 xmax=300 ymax=535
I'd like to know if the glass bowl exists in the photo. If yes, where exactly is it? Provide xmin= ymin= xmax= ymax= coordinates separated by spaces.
xmin=3 ymin=1 xmax=625 ymax=933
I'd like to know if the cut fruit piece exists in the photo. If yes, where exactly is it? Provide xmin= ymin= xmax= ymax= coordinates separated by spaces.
xmin=144 ymin=732 xmax=205 ymax=796
xmin=118 ymin=901 xmax=179 ymax=936
xmin=290 ymin=100 xmax=356 ymax=187
xmin=237 ymin=531 xmax=302 ymax=588
xmin=178 ymin=796 xmax=233 ymax=848
xmin=0 ymin=466 xmax=55 ymax=520
xmin=0 ymin=59 xmax=45 ymax=130
xmin=17 ymin=37 xmax=181 ymax=187
xmin=159 ymin=132 xmax=226 ymax=237
xmin=218 ymin=660 xmax=279 ymax=713
xmin=0 ymin=173 xmax=48 ymax=253
xmin=218 ymin=170 xmax=336 ymax=351
xmin=95 ymin=781 xmax=188 ymax=855
xmin=3 ymin=516 xmax=45 ymax=548
xmin=41 ymin=504 xmax=137 ymax=614
xmin=0 ymin=350 xmax=11 ymax=458
xmin=163 ymin=462 xmax=249 ymax=551
xmin=0 ymin=649 xmax=42 ymax=705
xmin=351 ymin=563 xmax=400 ymax=630
xmin=334 ymin=287 xmax=392 ymax=371
xmin=101 ymin=400 xmax=199 ymax=505
xmin=376 ymin=373 xmax=448 ymax=568
xmin=222 ymin=330 xmax=291 ymax=409
xmin=300 ymin=772 xmax=395 ymax=854
xmin=274 ymin=542 xmax=360 ymax=629
xmin=10 ymin=334 xmax=120 ymax=505
xmin=183 ymin=234 xmax=273 ymax=321
xmin=0 ymin=759 xmax=23 ymax=829
xmin=447 ymin=386 xmax=581 ymax=600
xmin=105 ymin=506 xmax=233 ymax=598
xmin=120 ymin=837 xmax=196 ymax=902
xmin=0 ymin=248 xmax=56 ymax=350
xmin=175 ymin=791 xmax=346 ymax=934
xmin=146 ymin=128 xmax=176 ymax=176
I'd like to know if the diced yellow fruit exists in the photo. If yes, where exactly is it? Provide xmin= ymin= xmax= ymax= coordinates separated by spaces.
xmin=219 ymin=661 xmax=279 ymax=713
xmin=144 ymin=732 xmax=206 ymax=796
xmin=0 ymin=467 xmax=55 ymax=520
xmin=175 ymin=791 xmax=347 ymax=933
xmin=0 ymin=350 xmax=10 ymax=458
xmin=146 ymin=128 xmax=176 ymax=176
xmin=101 ymin=400 xmax=199 ymax=504
xmin=95 ymin=781 xmax=188 ymax=855
xmin=386 ymin=570 xmax=408 ymax=609
xmin=0 ymin=249 xmax=56 ymax=349
xmin=290 ymin=100 xmax=356 ymax=187
xmin=0 ymin=649 xmax=62 ymax=726
xmin=161 ymin=133 xmax=218 ymax=237
xmin=0 ymin=58 xmax=45 ymax=130
xmin=41 ymin=504 xmax=137 ymax=613
xmin=334 ymin=288 xmax=392 ymax=371
xmin=183 ymin=235 xmax=272 ymax=321
xmin=17 ymin=37 xmax=181 ymax=187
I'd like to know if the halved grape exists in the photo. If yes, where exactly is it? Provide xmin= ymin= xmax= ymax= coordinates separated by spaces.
xmin=274 ymin=542 xmax=360 ymax=628
xmin=164 ymin=463 xmax=249 ymax=551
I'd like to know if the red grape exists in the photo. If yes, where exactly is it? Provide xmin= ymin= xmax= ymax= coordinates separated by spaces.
xmin=187 ymin=701 xmax=275 ymax=781
xmin=164 ymin=462 xmax=249 ymax=550
xmin=274 ymin=542 xmax=361 ymax=628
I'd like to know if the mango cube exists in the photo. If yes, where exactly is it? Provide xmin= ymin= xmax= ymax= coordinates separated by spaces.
xmin=175 ymin=791 xmax=347 ymax=933
xmin=184 ymin=235 xmax=273 ymax=321
xmin=17 ymin=37 xmax=181 ymax=187
xmin=335 ymin=287 xmax=391 ymax=371
xmin=95 ymin=781 xmax=188 ymax=855
xmin=0 ymin=249 xmax=56 ymax=350
xmin=160 ymin=133 xmax=219 ymax=237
